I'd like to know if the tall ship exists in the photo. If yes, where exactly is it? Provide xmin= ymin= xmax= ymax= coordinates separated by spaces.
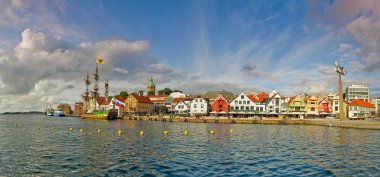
xmin=80 ymin=58 xmax=118 ymax=120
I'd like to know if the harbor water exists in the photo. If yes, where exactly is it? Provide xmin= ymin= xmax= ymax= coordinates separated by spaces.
xmin=1 ymin=114 xmax=379 ymax=176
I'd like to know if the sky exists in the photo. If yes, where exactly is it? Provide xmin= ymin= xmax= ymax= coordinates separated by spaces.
xmin=0 ymin=0 xmax=380 ymax=112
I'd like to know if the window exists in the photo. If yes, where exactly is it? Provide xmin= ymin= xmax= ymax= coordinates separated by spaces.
xmin=241 ymin=95 xmax=244 ymax=99
xmin=260 ymin=107 xmax=263 ymax=111
xmin=231 ymin=106 xmax=234 ymax=110
xmin=235 ymin=100 xmax=238 ymax=104
xmin=246 ymin=106 xmax=249 ymax=110
xmin=240 ymin=106 xmax=244 ymax=110
xmin=311 ymin=108 xmax=315 ymax=111
xmin=235 ymin=106 xmax=239 ymax=110
xmin=239 ymin=101 xmax=242 ymax=104
xmin=219 ymin=105 xmax=223 ymax=108
xmin=243 ymin=101 xmax=246 ymax=104
xmin=251 ymin=106 xmax=254 ymax=110
xmin=194 ymin=104 xmax=197 ymax=108
xmin=201 ymin=104 xmax=204 ymax=108
xmin=247 ymin=101 xmax=250 ymax=104
xmin=335 ymin=107 xmax=338 ymax=111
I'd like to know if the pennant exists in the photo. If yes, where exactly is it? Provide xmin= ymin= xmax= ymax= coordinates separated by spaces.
xmin=96 ymin=57 xmax=105 ymax=64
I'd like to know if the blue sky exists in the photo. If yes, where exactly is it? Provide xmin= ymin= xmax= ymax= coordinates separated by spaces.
xmin=0 ymin=0 xmax=380 ymax=112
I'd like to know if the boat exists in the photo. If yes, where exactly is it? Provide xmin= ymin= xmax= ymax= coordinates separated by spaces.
xmin=81 ymin=109 xmax=118 ymax=120
xmin=54 ymin=110 xmax=65 ymax=117
xmin=46 ymin=107 xmax=54 ymax=116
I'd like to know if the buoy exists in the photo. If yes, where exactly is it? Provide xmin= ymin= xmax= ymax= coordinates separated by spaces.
xmin=210 ymin=130 xmax=214 ymax=135
xmin=37 ymin=126 xmax=41 ymax=129
xmin=230 ymin=129 xmax=234 ymax=133
xmin=329 ymin=124 xmax=332 ymax=127
xmin=140 ymin=131 xmax=144 ymax=135
xmin=184 ymin=130 xmax=188 ymax=136
xmin=163 ymin=130 xmax=169 ymax=135
xmin=80 ymin=129 xmax=84 ymax=133
xmin=118 ymin=130 xmax=122 ymax=136
xmin=51 ymin=127 xmax=55 ymax=131
xmin=97 ymin=129 xmax=101 ymax=133
xmin=69 ymin=128 xmax=74 ymax=132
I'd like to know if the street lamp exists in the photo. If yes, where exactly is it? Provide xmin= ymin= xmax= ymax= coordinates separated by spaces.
xmin=334 ymin=61 xmax=347 ymax=120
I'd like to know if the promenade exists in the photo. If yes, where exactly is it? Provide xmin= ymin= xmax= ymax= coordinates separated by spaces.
xmin=122 ymin=116 xmax=380 ymax=130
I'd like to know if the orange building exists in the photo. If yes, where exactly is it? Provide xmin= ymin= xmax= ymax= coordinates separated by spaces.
xmin=125 ymin=93 xmax=154 ymax=115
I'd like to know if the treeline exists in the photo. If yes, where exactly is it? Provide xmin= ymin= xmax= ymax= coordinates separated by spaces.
xmin=113 ymin=88 xmax=182 ymax=99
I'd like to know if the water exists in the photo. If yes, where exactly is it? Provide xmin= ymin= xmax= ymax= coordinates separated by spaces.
xmin=1 ymin=115 xmax=379 ymax=176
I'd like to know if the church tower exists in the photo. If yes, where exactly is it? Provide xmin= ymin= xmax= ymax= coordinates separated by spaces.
xmin=147 ymin=76 xmax=156 ymax=95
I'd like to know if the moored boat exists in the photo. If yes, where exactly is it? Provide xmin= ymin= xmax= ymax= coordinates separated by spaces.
xmin=46 ymin=107 xmax=54 ymax=116
xmin=54 ymin=110 xmax=65 ymax=117
xmin=81 ymin=109 xmax=118 ymax=120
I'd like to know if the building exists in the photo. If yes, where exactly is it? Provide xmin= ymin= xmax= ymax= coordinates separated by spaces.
xmin=148 ymin=95 xmax=169 ymax=114
xmin=287 ymin=96 xmax=307 ymax=118
xmin=348 ymin=100 xmax=376 ymax=118
xmin=124 ymin=93 xmax=154 ymax=115
xmin=146 ymin=76 xmax=156 ymax=95
xmin=229 ymin=93 xmax=265 ymax=118
xmin=318 ymin=98 xmax=333 ymax=117
xmin=74 ymin=102 xmax=83 ymax=116
xmin=304 ymin=96 xmax=319 ymax=117
xmin=345 ymin=85 xmax=370 ymax=102
xmin=371 ymin=98 xmax=380 ymax=115
xmin=190 ymin=97 xmax=209 ymax=116
xmin=257 ymin=92 xmax=269 ymax=102
xmin=58 ymin=103 xmax=72 ymax=115
xmin=174 ymin=101 xmax=190 ymax=114
xmin=169 ymin=92 xmax=186 ymax=98
xmin=264 ymin=92 xmax=283 ymax=116
xmin=210 ymin=94 xmax=230 ymax=117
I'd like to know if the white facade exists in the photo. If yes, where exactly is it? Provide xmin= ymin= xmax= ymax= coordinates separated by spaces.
xmin=345 ymin=85 xmax=370 ymax=102
xmin=266 ymin=93 xmax=283 ymax=114
xmin=190 ymin=98 xmax=208 ymax=116
xmin=174 ymin=101 xmax=190 ymax=114
xmin=229 ymin=93 xmax=265 ymax=113
xmin=328 ymin=93 xmax=340 ymax=114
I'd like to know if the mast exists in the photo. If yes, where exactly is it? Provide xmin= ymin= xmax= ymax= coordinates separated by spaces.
xmin=93 ymin=63 xmax=99 ymax=111
xmin=105 ymin=80 xmax=109 ymax=101
xmin=82 ymin=72 xmax=91 ymax=114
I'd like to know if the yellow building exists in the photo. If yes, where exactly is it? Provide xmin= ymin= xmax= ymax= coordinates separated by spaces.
xmin=304 ymin=96 xmax=319 ymax=117
xmin=125 ymin=93 xmax=154 ymax=115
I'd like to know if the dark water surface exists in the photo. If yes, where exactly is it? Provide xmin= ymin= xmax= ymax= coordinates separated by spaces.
xmin=1 ymin=114 xmax=379 ymax=176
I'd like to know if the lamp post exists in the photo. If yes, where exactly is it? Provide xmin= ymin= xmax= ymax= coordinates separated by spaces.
xmin=334 ymin=62 xmax=347 ymax=121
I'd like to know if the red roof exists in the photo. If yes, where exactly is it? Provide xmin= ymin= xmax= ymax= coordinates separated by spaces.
xmin=130 ymin=93 xmax=153 ymax=103
xmin=348 ymin=100 xmax=375 ymax=108
xmin=287 ymin=96 xmax=297 ymax=105
xmin=96 ymin=97 xmax=107 ymax=105
xmin=172 ymin=98 xmax=186 ymax=103
xmin=247 ymin=94 xmax=259 ymax=103
xmin=114 ymin=97 xmax=126 ymax=102
xmin=148 ymin=95 xmax=169 ymax=98
xmin=151 ymin=100 xmax=166 ymax=103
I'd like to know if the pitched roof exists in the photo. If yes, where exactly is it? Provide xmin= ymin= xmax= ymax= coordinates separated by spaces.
xmin=147 ymin=95 xmax=169 ymax=98
xmin=96 ymin=97 xmax=106 ymax=105
xmin=348 ymin=100 xmax=376 ymax=108
xmin=247 ymin=94 xmax=259 ymax=103
xmin=172 ymin=97 xmax=186 ymax=103
xmin=114 ymin=97 xmax=126 ymax=102
xmin=130 ymin=93 xmax=153 ymax=103
xmin=287 ymin=96 xmax=297 ymax=105
xmin=211 ymin=94 xmax=229 ymax=105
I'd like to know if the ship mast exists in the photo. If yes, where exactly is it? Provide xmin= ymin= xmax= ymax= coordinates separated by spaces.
xmin=93 ymin=63 xmax=99 ymax=111
xmin=105 ymin=80 xmax=109 ymax=101
xmin=82 ymin=72 xmax=91 ymax=114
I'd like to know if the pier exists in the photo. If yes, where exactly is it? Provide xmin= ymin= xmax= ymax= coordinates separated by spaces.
xmin=122 ymin=116 xmax=380 ymax=130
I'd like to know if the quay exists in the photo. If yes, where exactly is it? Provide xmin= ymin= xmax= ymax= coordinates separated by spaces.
xmin=122 ymin=116 xmax=380 ymax=130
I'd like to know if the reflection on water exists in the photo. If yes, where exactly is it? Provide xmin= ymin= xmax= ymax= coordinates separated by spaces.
xmin=0 ymin=114 xmax=379 ymax=176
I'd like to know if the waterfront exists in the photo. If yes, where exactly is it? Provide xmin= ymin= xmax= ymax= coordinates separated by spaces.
xmin=1 ymin=115 xmax=380 ymax=176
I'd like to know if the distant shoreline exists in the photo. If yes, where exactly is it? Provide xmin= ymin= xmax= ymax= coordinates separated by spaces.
xmin=1 ymin=111 xmax=44 ymax=115
xmin=122 ymin=116 xmax=380 ymax=130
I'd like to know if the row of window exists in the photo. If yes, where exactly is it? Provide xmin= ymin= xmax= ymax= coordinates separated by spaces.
xmin=230 ymin=106 xmax=264 ymax=111
xmin=234 ymin=100 xmax=251 ymax=105
xmin=192 ymin=104 xmax=205 ymax=108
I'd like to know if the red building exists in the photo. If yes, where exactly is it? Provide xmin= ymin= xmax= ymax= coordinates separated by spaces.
xmin=257 ymin=92 xmax=269 ymax=102
xmin=318 ymin=98 xmax=333 ymax=117
xmin=210 ymin=94 xmax=230 ymax=117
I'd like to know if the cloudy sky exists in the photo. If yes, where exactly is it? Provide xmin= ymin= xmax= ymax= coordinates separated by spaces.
xmin=0 ymin=0 xmax=380 ymax=112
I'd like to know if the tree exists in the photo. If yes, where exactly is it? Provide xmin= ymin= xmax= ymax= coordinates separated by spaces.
xmin=158 ymin=88 xmax=172 ymax=95
xmin=173 ymin=89 xmax=182 ymax=93
xmin=159 ymin=105 xmax=168 ymax=113
xmin=147 ymin=91 xmax=155 ymax=96
xmin=118 ymin=91 xmax=128 ymax=98
xmin=138 ymin=90 xmax=144 ymax=96
xmin=107 ymin=96 xmax=113 ymax=101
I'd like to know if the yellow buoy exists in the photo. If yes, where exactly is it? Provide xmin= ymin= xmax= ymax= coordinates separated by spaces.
xmin=118 ymin=130 xmax=122 ymax=136
xmin=210 ymin=130 xmax=214 ymax=135
xmin=230 ymin=129 xmax=234 ymax=133
xmin=140 ymin=131 xmax=144 ymax=135
xmin=80 ymin=129 xmax=84 ymax=133
xmin=163 ymin=130 xmax=169 ymax=135
xmin=37 ymin=126 xmax=41 ymax=129
xmin=69 ymin=128 xmax=74 ymax=132
xmin=51 ymin=127 xmax=55 ymax=131
xmin=184 ymin=130 xmax=188 ymax=136
xmin=97 ymin=129 xmax=101 ymax=133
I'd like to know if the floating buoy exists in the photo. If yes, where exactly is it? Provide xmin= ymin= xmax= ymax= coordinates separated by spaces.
xmin=69 ymin=128 xmax=74 ymax=132
xmin=37 ymin=126 xmax=41 ymax=129
xmin=51 ymin=127 xmax=55 ymax=131
xmin=210 ymin=130 xmax=214 ymax=135
xmin=329 ymin=124 xmax=332 ymax=127
xmin=80 ymin=129 xmax=84 ymax=133
xmin=118 ymin=130 xmax=122 ymax=136
xmin=163 ymin=130 xmax=169 ymax=135
xmin=230 ymin=129 xmax=234 ymax=133
xmin=97 ymin=129 xmax=101 ymax=133
xmin=184 ymin=130 xmax=188 ymax=136
xmin=140 ymin=131 xmax=144 ymax=135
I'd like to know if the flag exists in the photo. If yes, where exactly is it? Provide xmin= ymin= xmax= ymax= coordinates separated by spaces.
xmin=96 ymin=57 xmax=105 ymax=64
xmin=114 ymin=99 xmax=125 ymax=108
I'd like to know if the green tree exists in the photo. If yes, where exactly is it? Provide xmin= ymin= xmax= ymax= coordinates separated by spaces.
xmin=172 ymin=89 xmax=182 ymax=93
xmin=118 ymin=91 xmax=128 ymax=98
xmin=108 ymin=96 xmax=113 ymax=101
xmin=138 ymin=90 xmax=144 ymax=96
xmin=158 ymin=88 xmax=172 ymax=95
xmin=147 ymin=91 xmax=155 ymax=96
xmin=159 ymin=105 xmax=168 ymax=113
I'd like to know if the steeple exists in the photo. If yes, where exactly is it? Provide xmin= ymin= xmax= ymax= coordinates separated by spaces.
xmin=147 ymin=76 xmax=156 ymax=95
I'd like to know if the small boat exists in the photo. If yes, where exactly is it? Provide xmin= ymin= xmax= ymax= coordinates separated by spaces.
xmin=54 ymin=110 xmax=65 ymax=117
